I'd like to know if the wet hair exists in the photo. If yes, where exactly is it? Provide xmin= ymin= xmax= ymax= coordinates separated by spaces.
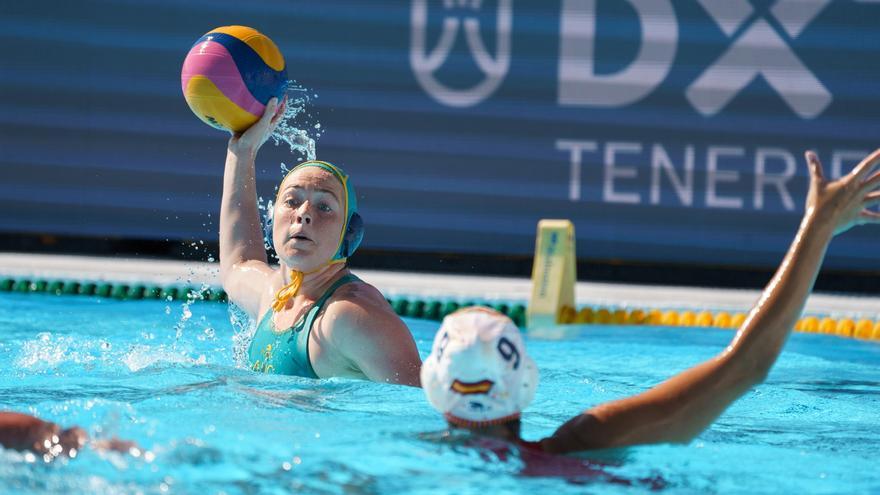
xmin=446 ymin=418 xmax=521 ymax=439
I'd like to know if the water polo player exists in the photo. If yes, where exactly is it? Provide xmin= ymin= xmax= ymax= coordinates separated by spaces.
xmin=219 ymin=98 xmax=421 ymax=385
xmin=422 ymin=149 xmax=880 ymax=453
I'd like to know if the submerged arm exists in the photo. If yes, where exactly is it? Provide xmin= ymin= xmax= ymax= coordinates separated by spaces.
xmin=219 ymin=98 xmax=284 ymax=317
xmin=544 ymin=150 xmax=880 ymax=453
xmin=0 ymin=412 xmax=138 ymax=457
xmin=0 ymin=412 xmax=85 ymax=455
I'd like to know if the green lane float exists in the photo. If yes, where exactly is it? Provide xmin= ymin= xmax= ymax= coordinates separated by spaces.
xmin=0 ymin=275 xmax=877 ymax=341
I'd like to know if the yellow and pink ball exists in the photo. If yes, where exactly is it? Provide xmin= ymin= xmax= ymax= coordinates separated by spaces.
xmin=181 ymin=26 xmax=287 ymax=132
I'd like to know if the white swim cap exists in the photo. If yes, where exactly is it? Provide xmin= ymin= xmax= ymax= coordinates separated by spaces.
xmin=421 ymin=307 xmax=538 ymax=427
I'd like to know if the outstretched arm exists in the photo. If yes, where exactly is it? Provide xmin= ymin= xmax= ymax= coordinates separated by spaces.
xmin=544 ymin=150 xmax=880 ymax=454
xmin=219 ymin=98 xmax=285 ymax=318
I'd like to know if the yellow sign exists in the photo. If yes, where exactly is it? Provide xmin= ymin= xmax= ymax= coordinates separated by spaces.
xmin=527 ymin=219 xmax=576 ymax=329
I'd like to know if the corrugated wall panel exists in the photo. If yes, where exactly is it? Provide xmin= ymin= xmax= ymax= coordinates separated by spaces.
xmin=1 ymin=0 xmax=878 ymax=270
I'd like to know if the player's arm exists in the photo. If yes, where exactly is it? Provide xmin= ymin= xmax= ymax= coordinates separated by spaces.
xmin=219 ymin=98 xmax=285 ymax=318
xmin=543 ymin=150 xmax=880 ymax=454
xmin=0 ymin=412 xmax=138 ymax=456
xmin=329 ymin=287 xmax=423 ymax=387
xmin=0 ymin=411 xmax=85 ymax=455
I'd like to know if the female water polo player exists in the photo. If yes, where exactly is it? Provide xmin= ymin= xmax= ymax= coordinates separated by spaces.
xmin=220 ymin=98 xmax=421 ymax=385
xmin=422 ymin=149 xmax=880 ymax=453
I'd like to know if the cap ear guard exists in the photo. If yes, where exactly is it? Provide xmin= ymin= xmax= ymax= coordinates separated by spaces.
xmin=338 ymin=212 xmax=364 ymax=259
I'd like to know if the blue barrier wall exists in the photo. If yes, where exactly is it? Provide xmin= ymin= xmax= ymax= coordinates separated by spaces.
xmin=2 ymin=0 xmax=878 ymax=270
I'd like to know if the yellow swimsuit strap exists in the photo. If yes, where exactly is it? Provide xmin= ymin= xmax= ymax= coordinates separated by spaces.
xmin=271 ymin=259 xmax=347 ymax=312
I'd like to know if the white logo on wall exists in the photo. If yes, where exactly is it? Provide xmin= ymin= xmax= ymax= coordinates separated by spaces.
xmin=556 ymin=0 xmax=834 ymax=119
xmin=558 ymin=0 xmax=679 ymax=107
xmin=410 ymin=0 xmax=512 ymax=107
xmin=687 ymin=0 xmax=833 ymax=119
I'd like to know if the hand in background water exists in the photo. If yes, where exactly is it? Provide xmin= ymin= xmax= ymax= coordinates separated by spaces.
xmin=0 ymin=411 xmax=139 ymax=459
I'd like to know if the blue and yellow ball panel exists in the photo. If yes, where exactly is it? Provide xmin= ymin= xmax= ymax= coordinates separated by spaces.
xmin=181 ymin=25 xmax=287 ymax=132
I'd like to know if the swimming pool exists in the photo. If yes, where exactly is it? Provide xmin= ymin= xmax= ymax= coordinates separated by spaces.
xmin=1 ymin=291 xmax=879 ymax=494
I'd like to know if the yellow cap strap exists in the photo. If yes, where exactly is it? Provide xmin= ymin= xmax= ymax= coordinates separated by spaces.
xmin=271 ymin=270 xmax=304 ymax=313
xmin=270 ymin=259 xmax=347 ymax=312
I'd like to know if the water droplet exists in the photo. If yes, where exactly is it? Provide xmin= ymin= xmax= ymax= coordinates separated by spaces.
xmin=270 ymin=80 xmax=320 ymax=161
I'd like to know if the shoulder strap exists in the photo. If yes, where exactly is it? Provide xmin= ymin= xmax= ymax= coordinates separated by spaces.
xmin=288 ymin=273 xmax=361 ymax=379
xmin=300 ymin=273 xmax=361 ymax=332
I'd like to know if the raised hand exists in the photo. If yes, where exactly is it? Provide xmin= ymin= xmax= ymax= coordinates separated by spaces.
xmin=805 ymin=149 xmax=880 ymax=235
xmin=228 ymin=96 xmax=287 ymax=157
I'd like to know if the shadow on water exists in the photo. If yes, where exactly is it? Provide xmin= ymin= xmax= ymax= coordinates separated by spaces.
xmin=780 ymin=379 xmax=880 ymax=395
xmin=411 ymin=429 xmax=667 ymax=490
xmin=0 ymin=379 xmax=226 ymax=406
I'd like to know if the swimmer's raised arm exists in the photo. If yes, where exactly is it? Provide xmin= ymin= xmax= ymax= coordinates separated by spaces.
xmin=543 ymin=150 xmax=880 ymax=453
xmin=219 ymin=97 xmax=285 ymax=318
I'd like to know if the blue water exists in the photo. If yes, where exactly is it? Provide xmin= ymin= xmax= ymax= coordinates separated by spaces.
xmin=1 ymin=292 xmax=879 ymax=494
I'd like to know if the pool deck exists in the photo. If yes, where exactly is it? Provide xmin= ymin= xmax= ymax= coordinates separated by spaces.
xmin=0 ymin=252 xmax=878 ymax=319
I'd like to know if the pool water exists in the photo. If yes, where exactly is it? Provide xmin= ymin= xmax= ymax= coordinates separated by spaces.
xmin=1 ymin=292 xmax=879 ymax=494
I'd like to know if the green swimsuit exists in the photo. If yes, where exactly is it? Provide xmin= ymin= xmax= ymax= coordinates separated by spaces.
xmin=247 ymin=274 xmax=361 ymax=378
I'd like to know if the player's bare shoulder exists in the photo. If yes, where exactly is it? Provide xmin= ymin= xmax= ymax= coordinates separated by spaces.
xmin=318 ymin=278 xmax=402 ymax=347
xmin=325 ymin=279 xmax=395 ymax=321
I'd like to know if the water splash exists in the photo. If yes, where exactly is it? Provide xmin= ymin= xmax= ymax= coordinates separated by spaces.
xmin=13 ymin=330 xmax=208 ymax=374
xmin=122 ymin=345 xmax=206 ymax=373
xmin=171 ymin=285 xmax=208 ymax=341
xmin=14 ymin=332 xmax=96 ymax=372
xmin=228 ymin=303 xmax=257 ymax=370
xmin=270 ymin=80 xmax=321 ymax=162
